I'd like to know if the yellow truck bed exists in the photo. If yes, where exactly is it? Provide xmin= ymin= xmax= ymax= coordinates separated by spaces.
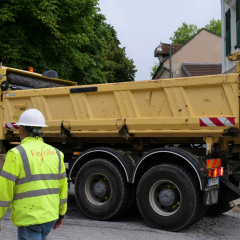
xmin=2 ymin=71 xmax=239 ymax=139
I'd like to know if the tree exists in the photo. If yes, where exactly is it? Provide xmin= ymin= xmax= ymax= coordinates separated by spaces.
xmin=0 ymin=0 xmax=136 ymax=84
xmin=169 ymin=20 xmax=221 ymax=45
xmin=85 ymin=21 xmax=136 ymax=83
xmin=205 ymin=18 xmax=221 ymax=36
xmin=150 ymin=62 xmax=159 ymax=78
xmin=170 ymin=22 xmax=200 ymax=44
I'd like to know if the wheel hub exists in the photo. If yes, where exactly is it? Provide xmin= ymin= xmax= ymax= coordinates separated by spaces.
xmin=93 ymin=181 xmax=107 ymax=197
xmin=159 ymin=187 xmax=179 ymax=207
xmin=159 ymin=189 xmax=175 ymax=206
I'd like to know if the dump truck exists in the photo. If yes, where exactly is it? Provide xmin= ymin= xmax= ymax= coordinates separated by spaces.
xmin=1 ymin=56 xmax=240 ymax=231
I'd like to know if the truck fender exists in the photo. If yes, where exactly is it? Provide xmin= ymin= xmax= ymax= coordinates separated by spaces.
xmin=132 ymin=148 xmax=206 ymax=190
xmin=69 ymin=147 xmax=134 ymax=183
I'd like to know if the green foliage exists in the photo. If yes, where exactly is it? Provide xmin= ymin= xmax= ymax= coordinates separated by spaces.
xmin=169 ymin=19 xmax=221 ymax=44
xmin=93 ymin=22 xmax=136 ymax=83
xmin=150 ymin=62 xmax=159 ymax=78
xmin=0 ymin=0 xmax=136 ymax=84
xmin=205 ymin=18 xmax=222 ymax=36
xmin=170 ymin=22 xmax=200 ymax=44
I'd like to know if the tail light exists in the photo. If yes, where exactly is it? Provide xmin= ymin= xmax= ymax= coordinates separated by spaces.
xmin=217 ymin=167 xmax=224 ymax=176
xmin=208 ymin=167 xmax=224 ymax=178
xmin=73 ymin=152 xmax=80 ymax=156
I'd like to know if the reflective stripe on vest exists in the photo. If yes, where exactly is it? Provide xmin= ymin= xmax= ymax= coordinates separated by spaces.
xmin=13 ymin=188 xmax=59 ymax=201
xmin=0 ymin=170 xmax=17 ymax=182
xmin=60 ymin=171 xmax=67 ymax=179
xmin=15 ymin=145 xmax=62 ymax=185
xmin=0 ymin=200 xmax=11 ymax=207
xmin=60 ymin=198 xmax=68 ymax=205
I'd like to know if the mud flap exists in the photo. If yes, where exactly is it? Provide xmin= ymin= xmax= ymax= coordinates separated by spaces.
xmin=203 ymin=189 xmax=218 ymax=206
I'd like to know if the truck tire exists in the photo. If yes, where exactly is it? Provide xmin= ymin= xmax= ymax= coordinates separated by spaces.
xmin=136 ymin=164 xmax=204 ymax=231
xmin=75 ymin=158 xmax=132 ymax=220
xmin=205 ymin=181 xmax=239 ymax=217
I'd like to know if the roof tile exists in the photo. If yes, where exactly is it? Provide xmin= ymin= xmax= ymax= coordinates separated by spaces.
xmin=155 ymin=44 xmax=183 ymax=56
xmin=182 ymin=63 xmax=222 ymax=77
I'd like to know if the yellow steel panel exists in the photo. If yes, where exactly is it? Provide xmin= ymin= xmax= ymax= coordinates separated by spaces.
xmin=179 ymin=87 xmax=195 ymax=117
xmin=87 ymin=92 xmax=121 ymax=119
xmin=42 ymin=97 xmax=53 ymax=121
xmin=31 ymin=96 xmax=50 ymax=121
xmin=4 ymin=98 xmax=33 ymax=122
xmin=127 ymin=91 xmax=140 ymax=118
xmin=222 ymin=83 xmax=238 ymax=116
xmin=44 ymin=95 xmax=76 ymax=120
xmin=70 ymin=93 xmax=92 ymax=120
xmin=114 ymin=91 xmax=127 ymax=118
xmin=164 ymin=87 xmax=191 ymax=118
xmin=131 ymin=89 xmax=172 ymax=118
xmin=172 ymin=88 xmax=189 ymax=117
xmin=185 ymin=85 xmax=233 ymax=117
xmin=62 ymin=119 xmax=119 ymax=131
xmin=114 ymin=90 xmax=138 ymax=118
xmin=80 ymin=94 xmax=93 ymax=120
xmin=120 ymin=91 xmax=137 ymax=118
xmin=4 ymin=99 xmax=13 ymax=123
xmin=164 ymin=88 xmax=180 ymax=117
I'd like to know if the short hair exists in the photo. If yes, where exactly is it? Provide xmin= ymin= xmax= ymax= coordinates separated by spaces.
xmin=20 ymin=126 xmax=43 ymax=138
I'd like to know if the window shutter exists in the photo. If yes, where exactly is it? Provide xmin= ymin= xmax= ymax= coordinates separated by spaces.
xmin=237 ymin=0 xmax=240 ymax=48
xmin=225 ymin=9 xmax=231 ymax=56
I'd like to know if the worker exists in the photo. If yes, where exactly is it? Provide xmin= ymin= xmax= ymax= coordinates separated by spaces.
xmin=0 ymin=109 xmax=68 ymax=240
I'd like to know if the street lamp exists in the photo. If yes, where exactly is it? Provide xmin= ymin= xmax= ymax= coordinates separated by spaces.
xmin=157 ymin=41 xmax=172 ymax=78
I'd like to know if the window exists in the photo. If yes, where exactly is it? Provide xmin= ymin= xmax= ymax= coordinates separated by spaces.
xmin=225 ymin=8 xmax=231 ymax=56
xmin=237 ymin=0 xmax=240 ymax=48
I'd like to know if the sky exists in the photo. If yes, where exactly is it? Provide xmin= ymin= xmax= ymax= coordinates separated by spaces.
xmin=98 ymin=0 xmax=221 ymax=81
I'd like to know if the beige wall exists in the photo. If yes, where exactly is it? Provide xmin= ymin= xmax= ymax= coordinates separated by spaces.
xmin=160 ymin=70 xmax=171 ymax=79
xmin=155 ymin=30 xmax=222 ymax=79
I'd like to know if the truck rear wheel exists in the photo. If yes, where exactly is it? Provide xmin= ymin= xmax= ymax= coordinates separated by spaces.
xmin=206 ymin=181 xmax=239 ymax=217
xmin=136 ymin=164 xmax=204 ymax=231
xmin=75 ymin=158 xmax=132 ymax=220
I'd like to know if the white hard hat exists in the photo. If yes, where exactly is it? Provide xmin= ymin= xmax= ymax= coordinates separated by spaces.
xmin=15 ymin=109 xmax=48 ymax=127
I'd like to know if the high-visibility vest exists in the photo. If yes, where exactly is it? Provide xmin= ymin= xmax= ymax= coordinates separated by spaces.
xmin=0 ymin=137 xmax=68 ymax=227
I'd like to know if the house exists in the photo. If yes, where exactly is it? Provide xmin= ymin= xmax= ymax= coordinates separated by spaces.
xmin=154 ymin=44 xmax=183 ymax=64
xmin=152 ymin=28 xmax=222 ymax=79
xmin=221 ymin=0 xmax=240 ymax=73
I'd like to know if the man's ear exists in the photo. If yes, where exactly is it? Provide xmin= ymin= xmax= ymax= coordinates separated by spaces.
xmin=19 ymin=126 xmax=25 ymax=139
xmin=21 ymin=127 xmax=26 ymax=137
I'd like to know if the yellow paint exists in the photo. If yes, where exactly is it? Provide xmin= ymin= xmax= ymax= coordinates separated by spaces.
xmin=207 ymin=159 xmax=221 ymax=168
xmin=208 ymin=160 xmax=214 ymax=168
xmin=0 ymin=67 xmax=240 ymax=150
xmin=216 ymin=158 xmax=221 ymax=167
xmin=227 ymin=52 xmax=240 ymax=73
xmin=227 ymin=52 xmax=240 ymax=61
xmin=237 ymin=62 xmax=240 ymax=73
